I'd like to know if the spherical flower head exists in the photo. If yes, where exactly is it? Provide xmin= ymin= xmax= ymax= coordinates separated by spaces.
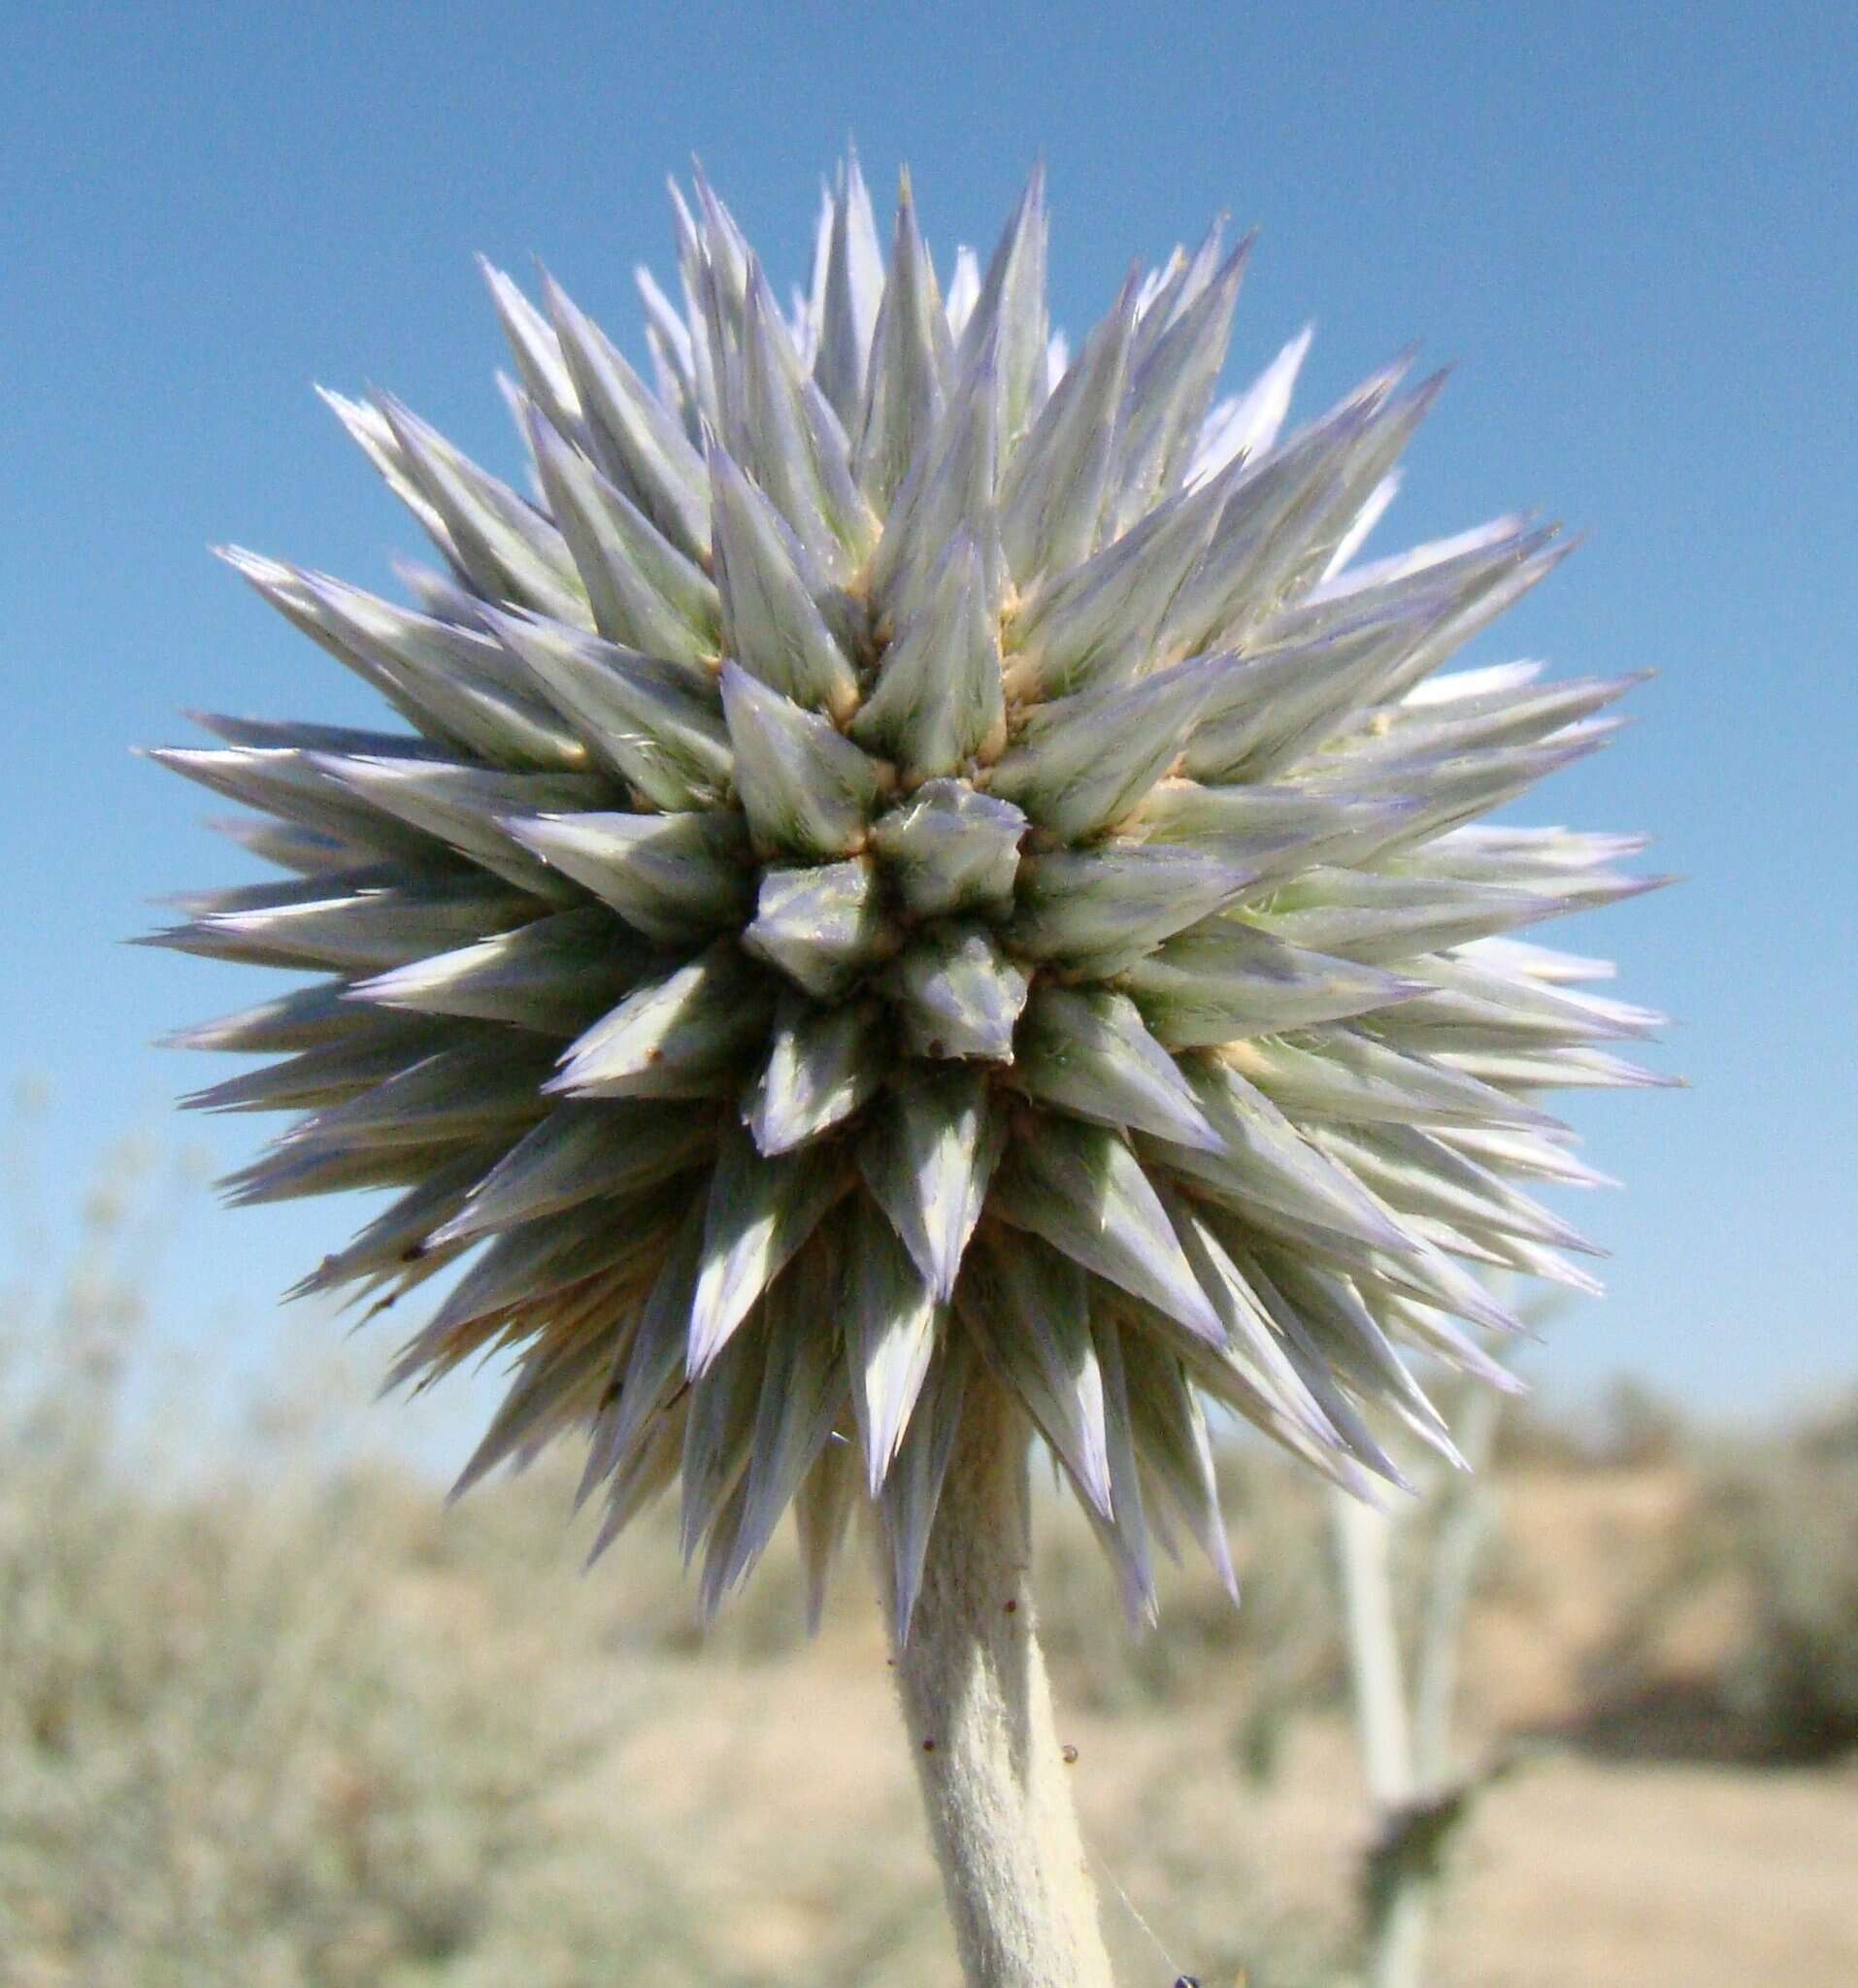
xmin=149 ymin=157 xmax=1669 ymax=1635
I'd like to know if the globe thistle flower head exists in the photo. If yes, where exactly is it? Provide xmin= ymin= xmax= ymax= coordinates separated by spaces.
xmin=151 ymin=157 xmax=1668 ymax=1636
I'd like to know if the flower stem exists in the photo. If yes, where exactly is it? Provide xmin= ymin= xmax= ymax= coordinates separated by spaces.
xmin=884 ymin=1375 xmax=1116 ymax=1988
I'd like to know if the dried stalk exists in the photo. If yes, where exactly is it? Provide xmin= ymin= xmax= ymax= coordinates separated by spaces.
xmin=1334 ymin=1377 xmax=1510 ymax=1988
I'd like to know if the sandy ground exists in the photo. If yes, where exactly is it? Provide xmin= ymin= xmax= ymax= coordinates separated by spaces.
xmin=579 ymin=1591 xmax=1858 ymax=1987
xmin=353 ymin=1454 xmax=1855 ymax=1983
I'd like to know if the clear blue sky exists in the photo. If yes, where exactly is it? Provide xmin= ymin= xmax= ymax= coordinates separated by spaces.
xmin=4 ymin=1 xmax=1852 ymax=1437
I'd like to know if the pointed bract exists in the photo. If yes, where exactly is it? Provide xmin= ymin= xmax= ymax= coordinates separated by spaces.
xmin=986 ymin=654 xmax=1222 ymax=840
xmin=857 ymin=175 xmax=951 ymax=508
xmin=883 ymin=923 xmax=1030 ymax=1061
xmin=867 ymin=779 xmax=1024 ymax=920
xmin=857 ymin=1066 xmax=1007 ymax=1300
xmin=508 ymin=809 xmax=752 ymax=944
xmin=845 ymin=1195 xmax=942 ymax=1490
xmin=526 ymin=408 xmax=720 ymax=667
xmin=709 ymin=440 xmax=862 ymax=719
xmin=848 ymin=532 xmax=1006 ymax=779
xmin=741 ymin=857 xmax=899 ymax=999
xmin=549 ymin=941 xmax=773 ymax=1098
xmin=961 ymin=1226 xmax=1113 ymax=1515
xmin=813 ymin=151 xmax=884 ymax=430
xmin=687 ymin=1127 xmax=851 ymax=1375
xmin=867 ymin=324 xmax=1004 ymax=629
xmin=989 ymin=1115 xmax=1224 ymax=1343
xmin=746 ymin=992 xmax=884 ymax=1153
xmin=351 ymin=907 xmax=646 ymax=1034
xmin=488 ymin=611 xmax=733 ymax=810
xmin=1119 ymin=918 xmax=1424 ymax=1046
xmin=999 ymin=271 xmax=1139 ymax=584
xmin=1010 ymin=844 xmax=1254 ymax=972
xmin=1013 ymin=985 xmax=1221 ymax=1148
xmin=436 ymin=1099 xmax=717 ymax=1242
xmin=879 ymin=1331 xmax=972 ymax=1640
xmin=720 ymin=662 xmax=883 ymax=857
xmin=544 ymin=272 xmax=711 ymax=556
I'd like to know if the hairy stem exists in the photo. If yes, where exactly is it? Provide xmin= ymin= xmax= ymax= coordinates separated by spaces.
xmin=1334 ymin=1491 xmax=1431 ymax=1988
xmin=1412 ymin=1383 xmax=1504 ymax=1782
xmin=1335 ymin=1492 xmax=1413 ymax=1807
xmin=884 ymin=1375 xmax=1115 ymax=1988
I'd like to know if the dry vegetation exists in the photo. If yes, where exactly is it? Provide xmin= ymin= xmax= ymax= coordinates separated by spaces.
xmin=2 ymin=1129 xmax=1853 ymax=1986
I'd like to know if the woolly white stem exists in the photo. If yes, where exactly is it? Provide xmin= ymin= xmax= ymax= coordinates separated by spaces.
xmin=1412 ymin=1384 xmax=1504 ymax=1781
xmin=1336 ymin=1493 xmax=1412 ymax=1806
xmin=1335 ymin=1492 xmax=1430 ymax=1988
xmin=1369 ymin=1884 xmax=1432 ymax=1988
xmin=884 ymin=1376 xmax=1115 ymax=1988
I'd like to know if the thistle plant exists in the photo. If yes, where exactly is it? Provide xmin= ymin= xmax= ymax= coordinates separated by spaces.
xmin=149 ymin=156 xmax=1665 ymax=1986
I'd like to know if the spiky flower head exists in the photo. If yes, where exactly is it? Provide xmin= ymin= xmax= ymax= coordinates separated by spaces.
xmin=150 ymin=158 xmax=1666 ymax=1634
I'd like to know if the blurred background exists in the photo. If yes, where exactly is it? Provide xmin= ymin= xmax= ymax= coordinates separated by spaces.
xmin=2 ymin=3 xmax=1853 ymax=1983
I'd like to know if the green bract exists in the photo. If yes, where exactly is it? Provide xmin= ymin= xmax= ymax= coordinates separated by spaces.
xmin=151 ymin=158 xmax=1667 ymax=1635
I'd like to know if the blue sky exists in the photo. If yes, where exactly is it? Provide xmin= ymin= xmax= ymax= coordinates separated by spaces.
xmin=4 ymin=1 xmax=1852 ymax=1442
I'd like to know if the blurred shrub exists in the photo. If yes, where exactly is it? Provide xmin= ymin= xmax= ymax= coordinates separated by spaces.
xmin=1035 ymin=1441 xmax=1345 ymax=1784
xmin=2 ymin=1138 xmax=617 ymax=1983
xmin=1684 ymin=1399 xmax=1858 ymax=1760
xmin=1588 ymin=1395 xmax=1858 ymax=1764
xmin=1493 ymin=1374 xmax=1687 ymax=1473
